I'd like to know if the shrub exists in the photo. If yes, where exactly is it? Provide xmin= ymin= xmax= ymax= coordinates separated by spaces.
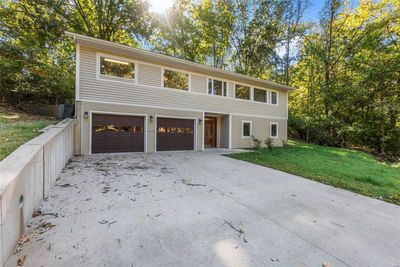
xmin=265 ymin=137 xmax=273 ymax=152
xmin=251 ymin=135 xmax=262 ymax=150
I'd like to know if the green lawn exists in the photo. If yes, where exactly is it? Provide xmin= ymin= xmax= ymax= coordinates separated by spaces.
xmin=227 ymin=140 xmax=400 ymax=205
xmin=0 ymin=111 xmax=57 ymax=160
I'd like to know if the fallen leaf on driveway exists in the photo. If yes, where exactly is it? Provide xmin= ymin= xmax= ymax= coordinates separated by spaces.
xmin=14 ymin=234 xmax=32 ymax=254
xmin=17 ymin=255 xmax=26 ymax=266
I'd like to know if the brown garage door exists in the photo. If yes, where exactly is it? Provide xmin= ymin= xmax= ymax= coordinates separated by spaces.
xmin=92 ymin=114 xmax=144 ymax=153
xmin=157 ymin=118 xmax=194 ymax=151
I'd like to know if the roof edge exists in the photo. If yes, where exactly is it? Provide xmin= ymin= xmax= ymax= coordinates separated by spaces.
xmin=65 ymin=31 xmax=295 ymax=91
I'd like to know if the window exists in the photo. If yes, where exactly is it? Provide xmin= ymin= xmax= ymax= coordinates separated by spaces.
xmin=163 ymin=69 xmax=189 ymax=90
xmin=235 ymin=84 xmax=250 ymax=100
xmin=157 ymin=126 xmax=193 ymax=134
xmin=254 ymin=88 xmax=267 ymax=103
xmin=208 ymin=78 xmax=227 ymax=96
xmin=100 ymin=56 xmax=135 ymax=79
xmin=242 ymin=121 xmax=252 ymax=138
xmin=270 ymin=123 xmax=278 ymax=138
xmin=271 ymin=91 xmax=278 ymax=105
xmin=94 ymin=125 xmax=143 ymax=133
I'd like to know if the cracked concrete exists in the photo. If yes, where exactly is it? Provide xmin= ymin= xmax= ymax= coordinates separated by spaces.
xmin=6 ymin=150 xmax=400 ymax=266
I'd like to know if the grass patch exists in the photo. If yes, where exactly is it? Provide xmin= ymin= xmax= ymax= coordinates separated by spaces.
xmin=227 ymin=140 xmax=400 ymax=205
xmin=0 ymin=109 xmax=57 ymax=160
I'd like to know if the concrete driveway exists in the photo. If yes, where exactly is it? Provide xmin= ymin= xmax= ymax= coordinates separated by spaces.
xmin=6 ymin=151 xmax=400 ymax=267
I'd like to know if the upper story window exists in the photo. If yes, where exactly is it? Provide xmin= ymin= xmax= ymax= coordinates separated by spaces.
xmin=208 ymin=78 xmax=227 ymax=96
xmin=270 ymin=123 xmax=278 ymax=138
xmin=100 ymin=56 xmax=135 ymax=80
xmin=235 ymin=84 xmax=250 ymax=100
xmin=271 ymin=91 xmax=278 ymax=105
xmin=163 ymin=69 xmax=189 ymax=90
xmin=254 ymin=88 xmax=267 ymax=103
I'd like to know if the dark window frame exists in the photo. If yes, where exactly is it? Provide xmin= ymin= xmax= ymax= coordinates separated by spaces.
xmin=99 ymin=56 xmax=135 ymax=80
xmin=270 ymin=91 xmax=278 ymax=105
xmin=208 ymin=78 xmax=227 ymax=97
xmin=242 ymin=121 xmax=252 ymax=138
xmin=254 ymin=88 xmax=267 ymax=103
xmin=235 ymin=84 xmax=251 ymax=100
xmin=270 ymin=123 xmax=278 ymax=138
xmin=163 ymin=69 xmax=189 ymax=91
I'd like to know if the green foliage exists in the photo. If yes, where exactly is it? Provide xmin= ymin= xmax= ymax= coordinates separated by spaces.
xmin=0 ymin=0 xmax=75 ymax=104
xmin=250 ymin=135 xmax=262 ymax=150
xmin=264 ymin=137 xmax=273 ymax=152
xmin=0 ymin=0 xmax=152 ymax=105
xmin=227 ymin=140 xmax=400 ymax=205
xmin=289 ymin=0 xmax=400 ymax=158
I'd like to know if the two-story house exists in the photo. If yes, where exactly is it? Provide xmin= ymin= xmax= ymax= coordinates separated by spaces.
xmin=67 ymin=32 xmax=294 ymax=154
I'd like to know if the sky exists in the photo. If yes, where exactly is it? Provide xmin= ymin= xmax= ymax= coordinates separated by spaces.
xmin=149 ymin=0 xmax=359 ymax=22
xmin=304 ymin=0 xmax=361 ymax=22
xmin=303 ymin=0 xmax=325 ymax=22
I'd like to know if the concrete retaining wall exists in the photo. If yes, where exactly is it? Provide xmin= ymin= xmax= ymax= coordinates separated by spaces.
xmin=0 ymin=119 xmax=74 ymax=266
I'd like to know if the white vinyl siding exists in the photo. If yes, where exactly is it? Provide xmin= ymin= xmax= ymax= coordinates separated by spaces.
xmin=191 ymin=74 xmax=207 ymax=94
xmin=79 ymin=46 xmax=288 ymax=118
xmin=138 ymin=63 xmax=161 ymax=87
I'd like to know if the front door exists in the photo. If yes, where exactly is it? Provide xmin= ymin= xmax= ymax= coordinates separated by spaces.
xmin=204 ymin=117 xmax=217 ymax=148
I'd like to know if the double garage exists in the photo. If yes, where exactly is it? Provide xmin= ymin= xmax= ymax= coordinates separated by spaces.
xmin=91 ymin=114 xmax=195 ymax=153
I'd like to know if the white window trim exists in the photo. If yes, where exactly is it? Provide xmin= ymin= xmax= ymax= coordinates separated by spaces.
xmin=96 ymin=52 xmax=137 ymax=84
xmin=234 ymin=83 xmax=252 ymax=101
xmin=270 ymin=90 xmax=279 ymax=106
xmin=161 ymin=68 xmax=191 ymax=91
xmin=270 ymin=122 xmax=279 ymax=138
xmin=207 ymin=77 xmax=228 ymax=97
xmin=241 ymin=120 xmax=252 ymax=138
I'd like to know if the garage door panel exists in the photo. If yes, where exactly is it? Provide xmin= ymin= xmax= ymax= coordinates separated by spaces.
xmin=92 ymin=114 xmax=144 ymax=125
xmin=157 ymin=118 xmax=194 ymax=151
xmin=92 ymin=114 xmax=144 ymax=153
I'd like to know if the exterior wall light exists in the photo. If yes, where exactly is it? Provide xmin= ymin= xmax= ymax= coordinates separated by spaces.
xmin=150 ymin=115 xmax=154 ymax=122
xmin=199 ymin=118 xmax=202 ymax=124
xmin=84 ymin=111 xmax=88 ymax=119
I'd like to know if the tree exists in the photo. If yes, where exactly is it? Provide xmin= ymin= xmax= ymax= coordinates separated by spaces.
xmin=150 ymin=0 xmax=203 ymax=62
xmin=279 ymin=0 xmax=309 ymax=85
xmin=193 ymin=0 xmax=235 ymax=68
xmin=64 ymin=0 xmax=152 ymax=46
xmin=231 ymin=0 xmax=285 ymax=78
xmin=0 ymin=0 xmax=74 ymax=104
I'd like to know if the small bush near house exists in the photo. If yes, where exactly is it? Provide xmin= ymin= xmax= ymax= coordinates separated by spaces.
xmin=251 ymin=135 xmax=262 ymax=150
xmin=265 ymin=137 xmax=273 ymax=152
